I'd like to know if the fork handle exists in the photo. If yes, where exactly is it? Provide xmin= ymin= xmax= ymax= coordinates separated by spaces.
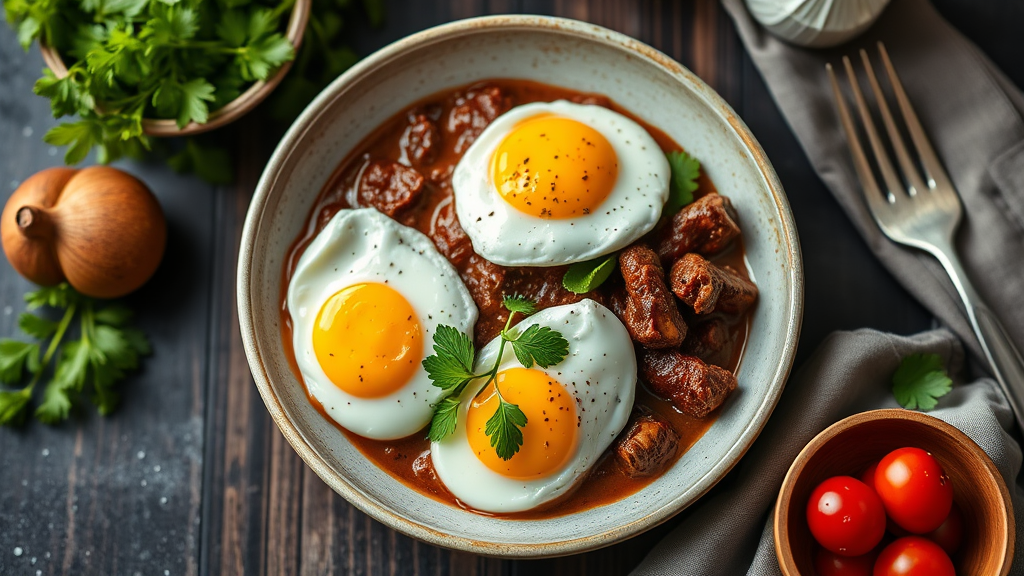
xmin=934 ymin=247 xmax=1024 ymax=428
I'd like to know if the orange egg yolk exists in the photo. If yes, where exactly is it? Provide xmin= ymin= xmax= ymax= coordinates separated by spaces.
xmin=491 ymin=115 xmax=619 ymax=219
xmin=312 ymin=282 xmax=422 ymax=398
xmin=467 ymin=368 xmax=579 ymax=479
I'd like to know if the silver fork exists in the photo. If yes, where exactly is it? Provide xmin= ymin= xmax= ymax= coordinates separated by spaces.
xmin=827 ymin=42 xmax=1024 ymax=428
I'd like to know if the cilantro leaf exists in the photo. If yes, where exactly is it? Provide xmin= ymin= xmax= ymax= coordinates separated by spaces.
xmin=426 ymin=396 xmax=461 ymax=442
xmin=18 ymin=313 xmax=57 ymax=340
xmin=0 ymin=340 xmax=39 ymax=383
xmin=502 ymin=295 xmax=536 ymax=315
xmin=422 ymin=325 xmax=476 ymax=390
xmin=142 ymin=4 xmax=198 ymax=44
xmin=508 ymin=324 xmax=570 ymax=369
xmin=485 ymin=399 xmax=528 ymax=460
xmin=562 ymin=253 xmax=618 ymax=294
xmin=54 ymin=340 xmax=91 ymax=392
xmin=238 ymin=32 xmax=293 ymax=81
xmin=176 ymin=78 xmax=216 ymax=128
xmin=665 ymin=150 xmax=700 ymax=215
xmin=94 ymin=305 xmax=133 ymax=327
xmin=0 ymin=389 xmax=32 ymax=426
xmin=25 ymin=284 xmax=75 ymax=310
xmin=34 ymin=69 xmax=96 ymax=119
xmin=36 ymin=379 xmax=73 ymax=424
xmin=44 ymin=119 xmax=103 ymax=165
xmin=892 ymin=353 xmax=953 ymax=411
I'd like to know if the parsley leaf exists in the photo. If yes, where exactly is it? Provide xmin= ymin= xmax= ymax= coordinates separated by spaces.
xmin=502 ymin=294 xmax=536 ymax=315
xmin=423 ymin=295 xmax=570 ymax=459
xmin=176 ymin=78 xmax=216 ymax=128
xmin=427 ymin=396 xmax=461 ymax=443
xmin=665 ymin=150 xmax=701 ymax=215
xmin=0 ymin=389 xmax=33 ymax=426
xmin=892 ymin=353 xmax=953 ymax=411
xmin=0 ymin=283 xmax=150 ymax=426
xmin=18 ymin=313 xmax=57 ymax=340
xmin=485 ymin=399 xmax=528 ymax=461
xmin=0 ymin=340 xmax=40 ymax=383
xmin=44 ymin=119 xmax=103 ymax=165
xmin=562 ymin=253 xmax=618 ymax=294
xmin=422 ymin=325 xmax=475 ymax=390
xmin=507 ymin=325 xmax=570 ymax=369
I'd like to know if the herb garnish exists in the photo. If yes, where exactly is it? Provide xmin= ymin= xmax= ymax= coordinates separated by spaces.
xmin=892 ymin=353 xmax=953 ymax=411
xmin=665 ymin=150 xmax=701 ymax=215
xmin=423 ymin=295 xmax=569 ymax=460
xmin=562 ymin=253 xmax=619 ymax=294
xmin=4 ymin=0 xmax=298 ymax=164
xmin=0 ymin=283 xmax=150 ymax=426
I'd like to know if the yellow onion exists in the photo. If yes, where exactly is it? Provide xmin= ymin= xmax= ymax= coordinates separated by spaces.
xmin=1 ymin=166 xmax=166 ymax=298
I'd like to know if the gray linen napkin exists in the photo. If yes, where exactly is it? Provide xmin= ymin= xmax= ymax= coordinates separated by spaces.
xmin=632 ymin=330 xmax=1023 ymax=575
xmin=633 ymin=0 xmax=1024 ymax=574
xmin=720 ymin=0 xmax=1024 ymax=361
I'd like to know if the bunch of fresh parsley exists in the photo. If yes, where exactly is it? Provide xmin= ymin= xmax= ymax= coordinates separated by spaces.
xmin=3 ymin=0 xmax=298 ymax=165
xmin=561 ymin=149 xmax=702 ymax=294
xmin=0 ymin=283 xmax=150 ymax=426
xmin=423 ymin=295 xmax=569 ymax=460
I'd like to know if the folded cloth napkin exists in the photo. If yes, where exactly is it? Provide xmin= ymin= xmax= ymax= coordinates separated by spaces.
xmin=632 ymin=330 xmax=1023 ymax=575
xmin=632 ymin=0 xmax=1024 ymax=573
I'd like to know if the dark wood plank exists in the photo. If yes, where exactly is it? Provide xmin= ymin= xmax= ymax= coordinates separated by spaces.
xmin=0 ymin=32 xmax=214 ymax=576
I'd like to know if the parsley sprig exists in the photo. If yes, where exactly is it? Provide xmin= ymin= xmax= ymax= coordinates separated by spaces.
xmin=423 ymin=295 xmax=569 ymax=460
xmin=892 ymin=353 xmax=953 ymax=411
xmin=0 ymin=283 xmax=150 ymax=426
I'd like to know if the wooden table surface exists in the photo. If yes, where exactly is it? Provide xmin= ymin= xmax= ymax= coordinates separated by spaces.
xmin=1 ymin=1 xmax=1021 ymax=575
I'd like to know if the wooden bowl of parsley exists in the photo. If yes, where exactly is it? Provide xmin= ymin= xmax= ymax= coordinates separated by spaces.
xmin=7 ymin=0 xmax=310 ymax=163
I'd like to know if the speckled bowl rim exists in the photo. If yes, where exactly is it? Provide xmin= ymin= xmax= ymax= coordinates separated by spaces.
xmin=237 ymin=15 xmax=804 ymax=558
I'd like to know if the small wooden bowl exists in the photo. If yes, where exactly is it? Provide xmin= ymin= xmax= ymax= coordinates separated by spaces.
xmin=775 ymin=409 xmax=1014 ymax=576
xmin=38 ymin=0 xmax=311 ymax=137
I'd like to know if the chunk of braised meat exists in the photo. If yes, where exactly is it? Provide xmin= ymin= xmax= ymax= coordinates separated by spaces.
xmin=640 ymin=349 xmax=737 ymax=418
xmin=670 ymin=253 xmax=758 ymax=315
xmin=459 ymin=254 xmax=508 ymax=345
xmin=356 ymin=160 xmax=425 ymax=217
xmin=428 ymin=200 xmax=474 ymax=267
xmin=655 ymin=193 xmax=741 ymax=263
xmin=401 ymin=113 xmax=441 ymax=167
xmin=611 ymin=245 xmax=687 ymax=348
xmin=447 ymin=84 xmax=513 ymax=154
xmin=614 ymin=413 xmax=679 ymax=478
xmin=681 ymin=317 xmax=733 ymax=367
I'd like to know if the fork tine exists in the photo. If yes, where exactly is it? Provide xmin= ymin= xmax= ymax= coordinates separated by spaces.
xmin=842 ymin=56 xmax=906 ymax=205
xmin=877 ymin=42 xmax=954 ymax=191
xmin=859 ymin=49 xmax=928 ymax=197
xmin=826 ymin=63 xmax=892 ymax=220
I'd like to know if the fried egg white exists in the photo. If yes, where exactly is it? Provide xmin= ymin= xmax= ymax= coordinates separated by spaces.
xmin=452 ymin=100 xmax=670 ymax=266
xmin=430 ymin=299 xmax=636 ymax=513
xmin=287 ymin=208 xmax=478 ymax=440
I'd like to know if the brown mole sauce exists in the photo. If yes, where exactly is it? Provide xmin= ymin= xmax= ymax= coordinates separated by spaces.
xmin=279 ymin=79 xmax=751 ymax=519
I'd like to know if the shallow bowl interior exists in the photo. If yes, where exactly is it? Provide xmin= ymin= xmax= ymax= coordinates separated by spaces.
xmin=238 ymin=15 xmax=803 ymax=557
xmin=774 ymin=409 xmax=1014 ymax=576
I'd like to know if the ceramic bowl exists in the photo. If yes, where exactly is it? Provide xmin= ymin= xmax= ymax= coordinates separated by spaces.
xmin=39 ymin=0 xmax=311 ymax=137
xmin=775 ymin=409 xmax=1015 ymax=575
xmin=238 ymin=15 xmax=803 ymax=557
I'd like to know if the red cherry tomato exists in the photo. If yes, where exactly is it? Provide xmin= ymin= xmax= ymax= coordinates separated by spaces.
xmin=874 ymin=447 xmax=952 ymax=534
xmin=816 ymin=548 xmax=874 ymax=576
xmin=860 ymin=462 xmax=879 ymax=489
xmin=926 ymin=504 xmax=964 ymax=555
xmin=873 ymin=536 xmax=955 ymax=576
xmin=807 ymin=476 xmax=887 ymax=556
